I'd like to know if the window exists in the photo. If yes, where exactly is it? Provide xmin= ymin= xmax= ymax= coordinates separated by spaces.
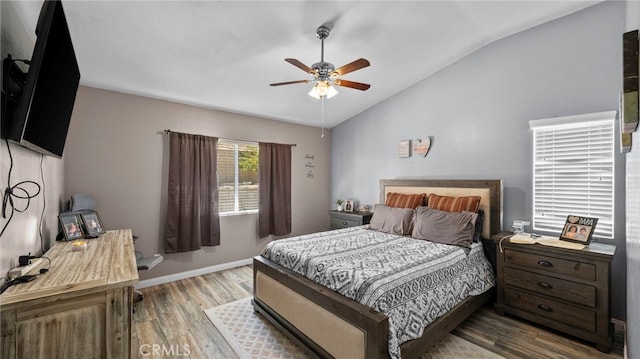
xmin=217 ymin=140 xmax=259 ymax=214
xmin=530 ymin=111 xmax=615 ymax=239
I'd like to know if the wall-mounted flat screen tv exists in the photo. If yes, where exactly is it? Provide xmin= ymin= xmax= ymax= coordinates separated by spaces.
xmin=2 ymin=0 xmax=80 ymax=158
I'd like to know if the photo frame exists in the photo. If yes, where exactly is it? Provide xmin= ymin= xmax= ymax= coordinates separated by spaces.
xmin=623 ymin=30 xmax=639 ymax=134
xmin=620 ymin=92 xmax=633 ymax=153
xmin=559 ymin=215 xmax=598 ymax=245
xmin=344 ymin=199 xmax=355 ymax=212
xmin=398 ymin=140 xmax=411 ymax=158
xmin=80 ymin=211 xmax=105 ymax=238
xmin=59 ymin=213 xmax=84 ymax=241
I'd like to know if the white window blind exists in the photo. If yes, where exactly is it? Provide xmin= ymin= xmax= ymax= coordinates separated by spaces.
xmin=217 ymin=140 xmax=259 ymax=214
xmin=529 ymin=111 xmax=616 ymax=239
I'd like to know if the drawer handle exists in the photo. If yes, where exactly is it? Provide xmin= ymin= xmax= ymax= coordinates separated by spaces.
xmin=537 ymin=260 xmax=553 ymax=267
xmin=342 ymin=222 xmax=348 ymax=225
xmin=537 ymin=304 xmax=553 ymax=312
xmin=537 ymin=282 xmax=553 ymax=289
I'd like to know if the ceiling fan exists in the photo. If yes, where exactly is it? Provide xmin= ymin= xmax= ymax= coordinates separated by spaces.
xmin=270 ymin=25 xmax=370 ymax=99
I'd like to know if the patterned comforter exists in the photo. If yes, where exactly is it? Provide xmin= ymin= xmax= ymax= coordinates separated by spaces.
xmin=261 ymin=225 xmax=496 ymax=359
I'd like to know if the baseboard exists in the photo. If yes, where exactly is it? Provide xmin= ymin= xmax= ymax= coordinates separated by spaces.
xmin=136 ymin=257 xmax=253 ymax=289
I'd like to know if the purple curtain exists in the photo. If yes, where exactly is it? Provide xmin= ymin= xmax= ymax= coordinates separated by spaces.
xmin=258 ymin=142 xmax=292 ymax=238
xmin=166 ymin=132 xmax=220 ymax=253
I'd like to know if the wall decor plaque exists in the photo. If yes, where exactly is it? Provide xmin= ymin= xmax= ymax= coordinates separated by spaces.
xmin=413 ymin=137 xmax=432 ymax=157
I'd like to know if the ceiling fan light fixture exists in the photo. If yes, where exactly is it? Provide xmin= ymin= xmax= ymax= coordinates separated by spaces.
xmin=308 ymin=81 xmax=338 ymax=99
xmin=271 ymin=25 xmax=369 ymax=103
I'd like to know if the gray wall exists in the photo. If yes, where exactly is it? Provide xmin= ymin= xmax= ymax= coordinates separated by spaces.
xmin=0 ymin=1 xmax=65 ymax=277
xmin=331 ymin=1 xmax=627 ymax=320
xmin=64 ymin=86 xmax=331 ymax=280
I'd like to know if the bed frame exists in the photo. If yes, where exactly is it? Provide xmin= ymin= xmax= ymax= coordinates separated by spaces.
xmin=253 ymin=179 xmax=503 ymax=358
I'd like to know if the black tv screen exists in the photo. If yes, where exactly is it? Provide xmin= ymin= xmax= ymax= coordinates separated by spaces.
xmin=3 ymin=0 xmax=80 ymax=158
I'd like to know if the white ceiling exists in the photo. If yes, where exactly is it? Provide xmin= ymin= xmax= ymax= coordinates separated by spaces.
xmin=13 ymin=1 xmax=602 ymax=128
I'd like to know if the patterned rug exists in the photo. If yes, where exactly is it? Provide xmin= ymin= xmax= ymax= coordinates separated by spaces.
xmin=204 ymin=297 xmax=504 ymax=359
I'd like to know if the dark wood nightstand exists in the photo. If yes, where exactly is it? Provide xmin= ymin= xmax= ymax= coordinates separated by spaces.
xmin=328 ymin=210 xmax=373 ymax=230
xmin=492 ymin=232 xmax=615 ymax=352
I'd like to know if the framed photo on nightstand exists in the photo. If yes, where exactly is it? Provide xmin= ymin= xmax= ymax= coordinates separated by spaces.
xmin=559 ymin=215 xmax=598 ymax=245
xmin=59 ymin=213 xmax=84 ymax=241
xmin=344 ymin=199 xmax=355 ymax=212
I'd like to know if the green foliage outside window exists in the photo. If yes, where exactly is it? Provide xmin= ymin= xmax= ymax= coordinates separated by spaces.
xmin=238 ymin=146 xmax=258 ymax=173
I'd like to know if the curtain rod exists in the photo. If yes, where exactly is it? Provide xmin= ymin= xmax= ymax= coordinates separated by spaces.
xmin=162 ymin=129 xmax=296 ymax=147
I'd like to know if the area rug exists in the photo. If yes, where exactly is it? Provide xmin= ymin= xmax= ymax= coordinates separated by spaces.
xmin=205 ymin=297 xmax=504 ymax=359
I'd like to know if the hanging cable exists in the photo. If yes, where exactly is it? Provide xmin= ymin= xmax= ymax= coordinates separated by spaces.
xmin=39 ymin=153 xmax=47 ymax=253
xmin=1 ymin=140 xmax=42 ymax=237
xmin=321 ymin=96 xmax=325 ymax=138
xmin=1 ymin=56 xmax=42 ymax=238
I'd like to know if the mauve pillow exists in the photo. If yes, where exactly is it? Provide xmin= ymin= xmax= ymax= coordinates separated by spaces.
xmin=411 ymin=206 xmax=478 ymax=248
xmin=368 ymin=204 xmax=415 ymax=235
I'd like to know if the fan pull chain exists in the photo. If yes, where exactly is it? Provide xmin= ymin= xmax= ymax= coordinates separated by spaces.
xmin=321 ymin=96 xmax=325 ymax=138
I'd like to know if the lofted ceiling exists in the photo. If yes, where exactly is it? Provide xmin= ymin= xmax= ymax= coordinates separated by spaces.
xmin=11 ymin=1 xmax=602 ymax=128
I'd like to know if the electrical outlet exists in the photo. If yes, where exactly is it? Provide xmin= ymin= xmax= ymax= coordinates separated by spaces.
xmin=8 ymin=258 xmax=43 ymax=279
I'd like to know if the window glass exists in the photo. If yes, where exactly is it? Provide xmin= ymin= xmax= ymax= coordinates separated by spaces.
xmin=218 ymin=140 xmax=259 ymax=214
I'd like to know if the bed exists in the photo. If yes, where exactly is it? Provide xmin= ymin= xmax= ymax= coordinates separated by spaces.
xmin=252 ymin=179 xmax=503 ymax=359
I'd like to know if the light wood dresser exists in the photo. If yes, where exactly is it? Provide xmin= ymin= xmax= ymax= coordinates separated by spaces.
xmin=0 ymin=229 xmax=138 ymax=358
xmin=493 ymin=232 xmax=615 ymax=352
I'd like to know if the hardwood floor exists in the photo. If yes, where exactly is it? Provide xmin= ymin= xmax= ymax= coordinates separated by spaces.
xmin=132 ymin=265 xmax=624 ymax=358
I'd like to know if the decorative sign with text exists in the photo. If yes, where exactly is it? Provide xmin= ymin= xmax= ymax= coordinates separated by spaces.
xmin=413 ymin=137 xmax=432 ymax=157
xmin=559 ymin=215 xmax=598 ymax=245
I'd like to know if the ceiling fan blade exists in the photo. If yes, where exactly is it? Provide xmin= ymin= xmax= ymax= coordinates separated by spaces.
xmin=332 ymin=58 xmax=370 ymax=76
xmin=285 ymin=58 xmax=314 ymax=74
xmin=270 ymin=80 xmax=311 ymax=86
xmin=334 ymin=79 xmax=370 ymax=91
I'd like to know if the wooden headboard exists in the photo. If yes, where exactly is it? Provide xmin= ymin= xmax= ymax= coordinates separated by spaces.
xmin=380 ymin=179 xmax=503 ymax=239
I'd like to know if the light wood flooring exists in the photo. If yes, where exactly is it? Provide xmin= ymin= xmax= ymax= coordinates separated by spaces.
xmin=132 ymin=265 xmax=624 ymax=358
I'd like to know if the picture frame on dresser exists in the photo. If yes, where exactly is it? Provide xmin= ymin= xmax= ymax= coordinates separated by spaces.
xmin=559 ymin=215 xmax=598 ymax=245
xmin=59 ymin=213 xmax=84 ymax=241
xmin=80 ymin=211 xmax=105 ymax=238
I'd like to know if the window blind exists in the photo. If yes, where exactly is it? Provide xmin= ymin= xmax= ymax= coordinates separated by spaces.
xmin=529 ymin=111 xmax=616 ymax=239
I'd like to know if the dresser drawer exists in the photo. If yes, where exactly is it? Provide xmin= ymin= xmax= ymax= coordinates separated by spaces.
xmin=504 ymin=267 xmax=596 ymax=307
xmin=330 ymin=217 xmax=360 ymax=229
xmin=504 ymin=287 xmax=596 ymax=333
xmin=504 ymin=249 xmax=595 ymax=281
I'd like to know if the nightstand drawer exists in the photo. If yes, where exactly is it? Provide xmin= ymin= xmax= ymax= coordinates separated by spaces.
xmin=328 ymin=211 xmax=372 ymax=230
xmin=504 ymin=267 xmax=596 ymax=307
xmin=504 ymin=287 xmax=596 ymax=332
xmin=504 ymin=249 xmax=595 ymax=281
xmin=330 ymin=217 xmax=360 ymax=229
